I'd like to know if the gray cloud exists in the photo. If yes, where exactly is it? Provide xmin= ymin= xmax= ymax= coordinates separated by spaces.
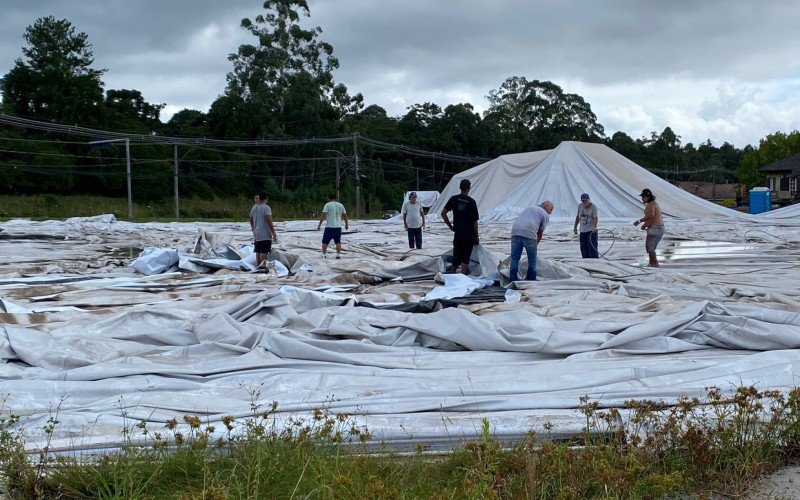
xmin=2 ymin=0 xmax=800 ymax=146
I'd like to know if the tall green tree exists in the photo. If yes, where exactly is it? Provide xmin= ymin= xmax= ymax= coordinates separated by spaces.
xmin=104 ymin=89 xmax=165 ymax=131
xmin=214 ymin=0 xmax=360 ymax=138
xmin=645 ymin=127 xmax=681 ymax=171
xmin=607 ymin=131 xmax=643 ymax=164
xmin=0 ymin=16 xmax=105 ymax=125
xmin=160 ymin=109 xmax=208 ymax=137
xmin=485 ymin=76 xmax=605 ymax=149
xmin=737 ymin=131 xmax=800 ymax=189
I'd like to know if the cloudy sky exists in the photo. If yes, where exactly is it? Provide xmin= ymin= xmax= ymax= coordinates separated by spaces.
xmin=2 ymin=0 xmax=799 ymax=147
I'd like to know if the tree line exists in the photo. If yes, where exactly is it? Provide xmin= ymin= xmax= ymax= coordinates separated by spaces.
xmin=1 ymin=0 xmax=798 ymax=214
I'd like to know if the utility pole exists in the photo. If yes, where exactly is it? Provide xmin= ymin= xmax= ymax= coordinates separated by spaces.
xmin=125 ymin=138 xmax=132 ymax=220
xmin=335 ymin=157 xmax=340 ymax=201
xmin=325 ymin=149 xmax=349 ymax=205
xmin=173 ymin=144 xmax=179 ymax=219
xmin=89 ymin=137 xmax=133 ymax=220
xmin=416 ymin=166 xmax=419 ymax=192
xmin=353 ymin=132 xmax=361 ymax=219
xmin=712 ymin=167 xmax=717 ymax=203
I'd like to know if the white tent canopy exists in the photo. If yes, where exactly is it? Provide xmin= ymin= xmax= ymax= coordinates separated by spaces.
xmin=758 ymin=202 xmax=800 ymax=219
xmin=430 ymin=150 xmax=551 ymax=218
xmin=430 ymin=141 xmax=751 ymax=221
xmin=402 ymin=190 xmax=440 ymax=209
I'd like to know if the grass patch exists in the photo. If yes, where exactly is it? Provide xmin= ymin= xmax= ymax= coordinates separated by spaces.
xmin=3 ymin=386 xmax=800 ymax=498
xmin=0 ymin=194 xmax=382 ymax=221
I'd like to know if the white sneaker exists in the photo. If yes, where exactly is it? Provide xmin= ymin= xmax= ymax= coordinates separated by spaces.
xmin=335 ymin=253 xmax=341 ymax=259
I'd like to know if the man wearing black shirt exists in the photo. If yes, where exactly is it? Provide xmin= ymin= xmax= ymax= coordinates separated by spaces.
xmin=441 ymin=178 xmax=480 ymax=274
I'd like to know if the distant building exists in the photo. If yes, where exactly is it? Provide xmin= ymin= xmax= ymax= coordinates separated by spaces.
xmin=759 ymin=152 xmax=800 ymax=205
xmin=676 ymin=181 xmax=744 ymax=203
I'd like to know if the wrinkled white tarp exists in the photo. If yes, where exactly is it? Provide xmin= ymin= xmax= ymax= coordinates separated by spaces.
xmin=402 ymin=190 xmax=440 ymax=209
xmin=65 ymin=214 xmax=117 ymax=224
xmin=759 ymin=202 xmax=800 ymax=219
xmin=430 ymin=141 xmax=753 ymax=221
xmin=2 ymin=214 xmax=800 ymax=452
xmin=131 ymin=247 xmax=179 ymax=275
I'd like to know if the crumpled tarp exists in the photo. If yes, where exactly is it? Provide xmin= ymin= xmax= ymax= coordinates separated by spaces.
xmin=2 ymin=214 xmax=800 ymax=452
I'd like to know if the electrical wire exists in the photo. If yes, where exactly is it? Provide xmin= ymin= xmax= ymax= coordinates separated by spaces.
xmin=0 ymin=113 xmax=487 ymax=165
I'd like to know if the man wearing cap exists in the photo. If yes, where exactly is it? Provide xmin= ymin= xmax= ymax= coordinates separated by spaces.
xmin=633 ymin=188 xmax=665 ymax=267
xmin=402 ymin=192 xmax=426 ymax=249
xmin=441 ymin=179 xmax=479 ymax=274
xmin=509 ymin=201 xmax=554 ymax=281
xmin=573 ymin=193 xmax=599 ymax=258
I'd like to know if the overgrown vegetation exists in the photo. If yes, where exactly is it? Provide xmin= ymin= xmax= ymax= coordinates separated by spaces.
xmin=2 ymin=386 xmax=799 ymax=498
xmin=0 ymin=194 xmax=385 ymax=221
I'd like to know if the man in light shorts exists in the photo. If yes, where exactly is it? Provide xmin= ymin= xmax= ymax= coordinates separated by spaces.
xmin=633 ymin=188 xmax=665 ymax=267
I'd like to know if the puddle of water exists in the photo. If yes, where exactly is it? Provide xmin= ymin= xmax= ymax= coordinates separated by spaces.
xmin=657 ymin=240 xmax=760 ymax=261
xmin=109 ymin=246 xmax=144 ymax=259
xmin=0 ymin=233 xmax=64 ymax=241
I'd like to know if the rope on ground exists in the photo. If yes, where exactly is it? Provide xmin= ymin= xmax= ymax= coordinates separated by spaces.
xmin=589 ymin=228 xmax=617 ymax=259
xmin=743 ymin=229 xmax=784 ymax=243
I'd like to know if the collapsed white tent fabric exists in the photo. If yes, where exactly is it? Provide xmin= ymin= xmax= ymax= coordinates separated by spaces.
xmin=430 ymin=150 xmax=551 ymax=217
xmin=3 ymin=212 xmax=800 ymax=452
xmin=431 ymin=141 xmax=752 ymax=221
xmin=402 ymin=191 xmax=440 ymax=209
xmin=758 ymin=202 xmax=800 ymax=219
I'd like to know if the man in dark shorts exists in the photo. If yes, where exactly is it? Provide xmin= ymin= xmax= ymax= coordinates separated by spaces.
xmin=317 ymin=194 xmax=349 ymax=258
xmin=249 ymin=192 xmax=277 ymax=268
xmin=441 ymin=178 xmax=480 ymax=274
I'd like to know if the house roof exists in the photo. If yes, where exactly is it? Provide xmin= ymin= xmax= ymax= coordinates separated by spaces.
xmin=676 ymin=182 xmax=740 ymax=200
xmin=760 ymin=151 xmax=800 ymax=175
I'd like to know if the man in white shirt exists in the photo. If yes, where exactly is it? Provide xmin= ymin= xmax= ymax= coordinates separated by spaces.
xmin=317 ymin=194 xmax=349 ymax=258
xmin=509 ymin=201 xmax=553 ymax=281
xmin=401 ymin=192 xmax=426 ymax=249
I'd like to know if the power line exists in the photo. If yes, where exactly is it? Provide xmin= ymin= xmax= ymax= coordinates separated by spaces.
xmin=0 ymin=113 xmax=488 ymax=163
xmin=647 ymin=165 xmax=736 ymax=175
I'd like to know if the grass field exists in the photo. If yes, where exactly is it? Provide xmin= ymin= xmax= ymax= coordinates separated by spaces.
xmin=0 ymin=194 xmax=382 ymax=222
xmin=2 ymin=387 xmax=799 ymax=498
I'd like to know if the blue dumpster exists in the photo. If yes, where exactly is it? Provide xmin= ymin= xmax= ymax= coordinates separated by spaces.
xmin=749 ymin=187 xmax=771 ymax=214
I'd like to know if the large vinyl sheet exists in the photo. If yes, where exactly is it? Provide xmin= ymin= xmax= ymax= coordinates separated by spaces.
xmin=2 ymin=194 xmax=800 ymax=451
xmin=431 ymin=141 xmax=754 ymax=221
xmin=430 ymin=150 xmax=551 ymax=217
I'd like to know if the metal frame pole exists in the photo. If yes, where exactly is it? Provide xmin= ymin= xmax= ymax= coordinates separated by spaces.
xmin=173 ymin=144 xmax=179 ymax=219
xmin=353 ymin=133 xmax=360 ymax=219
xmin=335 ymin=157 xmax=340 ymax=201
xmin=125 ymin=138 xmax=133 ymax=220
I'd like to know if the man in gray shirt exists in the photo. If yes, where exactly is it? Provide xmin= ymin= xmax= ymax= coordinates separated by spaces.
xmin=573 ymin=193 xmax=599 ymax=258
xmin=249 ymin=192 xmax=278 ymax=268
xmin=509 ymin=201 xmax=554 ymax=281
xmin=401 ymin=192 xmax=426 ymax=249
